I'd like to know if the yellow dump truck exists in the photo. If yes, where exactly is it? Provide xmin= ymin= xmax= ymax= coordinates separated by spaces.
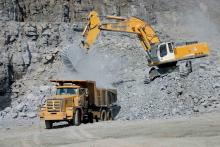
xmin=39 ymin=80 xmax=117 ymax=129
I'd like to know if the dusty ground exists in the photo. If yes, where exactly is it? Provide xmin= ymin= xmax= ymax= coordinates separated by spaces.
xmin=1 ymin=112 xmax=220 ymax=147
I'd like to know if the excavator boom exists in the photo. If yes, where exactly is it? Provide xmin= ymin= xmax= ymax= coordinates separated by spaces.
xmin=82 ymin=11 xmax=160 ymax=51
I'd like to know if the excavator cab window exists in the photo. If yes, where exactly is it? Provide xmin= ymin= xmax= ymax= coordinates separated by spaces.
xmin=159 ymin=44 xmax=167 ymax=57
xmin=168 ymin=42 xmax=174 ymax=53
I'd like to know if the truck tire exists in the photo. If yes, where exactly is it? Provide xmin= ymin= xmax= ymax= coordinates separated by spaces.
xmin=107 ymin=110 xmax=113 ymax=121
xmin=88 ymin=112 xmax=93 ymax=123
xmin=94 ymin=116 xmax=99 ymax=122
xmin=100 ymin=110 xmax=107 ymax=121
xmin=45 ymin=120 xmax=52 ymax=129
xmin=68 ymin=120 xmax=73 ymax=126
xmin=73 ymin=109 xmax=81 ymax=126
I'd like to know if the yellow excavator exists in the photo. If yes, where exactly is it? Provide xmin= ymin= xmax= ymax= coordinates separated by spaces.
xmin=82 ymin=11 xmax=209 ymax=80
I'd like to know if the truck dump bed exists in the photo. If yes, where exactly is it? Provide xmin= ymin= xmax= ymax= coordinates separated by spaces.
xmin=50 ymin=80 xmax=117 ymax=107
xmin=95 ymin=89 xmax=117 ymax=106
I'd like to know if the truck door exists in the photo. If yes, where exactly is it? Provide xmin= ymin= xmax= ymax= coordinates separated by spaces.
xmin=158 ymin=42 xmax=175 ymax=63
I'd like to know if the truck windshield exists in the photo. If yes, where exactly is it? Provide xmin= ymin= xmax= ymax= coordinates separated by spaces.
xmin=56 ymin=88 xmax=78 ymax=95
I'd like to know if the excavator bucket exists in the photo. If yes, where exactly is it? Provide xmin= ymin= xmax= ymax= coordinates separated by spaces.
xmin=82 ymin=11 xmax=101 ymax=50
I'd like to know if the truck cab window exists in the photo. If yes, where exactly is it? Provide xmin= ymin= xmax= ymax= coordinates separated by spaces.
xmin=56 ymin=88 xmax=78 ymax=95
xmin=159 ymin=44 xmax=167 ymax=57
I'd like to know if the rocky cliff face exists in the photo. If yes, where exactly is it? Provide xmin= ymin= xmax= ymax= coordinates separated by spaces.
xmin=0 ymin=0 xmax=220 ymax=120
xmin=0 ymin=0 xmax=158 ymax=23
xmin=0 ymin=21 xmax=79 ymax=118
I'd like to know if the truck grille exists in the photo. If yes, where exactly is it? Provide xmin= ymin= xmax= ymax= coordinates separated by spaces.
xmin=47 ymin=99 xmax=62 ymax=112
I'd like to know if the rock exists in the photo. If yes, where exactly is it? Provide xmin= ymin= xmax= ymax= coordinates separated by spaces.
xmin=25 ymin=25 xmax=38 ymax=40
xmin=27 ymin=112 xmax=37 ymax=118
xmin=26 ymin=93 xmax=35 ymax=100
xmin=39 ymin=86 xmax=50 ymax=92
xmin=11 ymin=93 xmax=19 ymax=99
xmin=0 ymin=111 xmax=6 ymax=118
xmin=208 ymin=97 xmax=218 ymax=102
xmin=4 ymin=107 xmax=11 ymax=113
xmin=15 ymin=103 xmax=25 ymax=112
xmin=176 ymin=87 xmax=184 ymax=96
xmin=193 ymin=106 xmax=200 ymax=112
xmin=19 ymin=112 xmax=27 ymax=117
xmin=11 ymin=113 xmax=18 ymax=119
xmin=199 ymin=63 xmax=209 ymax=70
xmin=172 ymin=108 xmax=178 ymax=115
xmin=43 ymin=54 xmax=55 ymax=64
xmin=36 ymin=67 xmax=45 ymax=73
xmin=213 ymin=83 xmax=220 ymax=89
xmin=12 ymin=87 xmax=20 ymax=93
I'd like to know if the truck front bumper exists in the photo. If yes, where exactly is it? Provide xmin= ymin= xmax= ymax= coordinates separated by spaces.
xmin=41 ymin=112 xmax=68 ymax=121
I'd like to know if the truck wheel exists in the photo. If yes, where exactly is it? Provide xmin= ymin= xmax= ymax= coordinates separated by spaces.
xmin=107 ymin=110 xmax=113 ymax=121
xmin=45 ymin=120 xmax=52 ymax=129
xmin=68 ymin=120 xmax=73 ymax=126
xmin=88 ymin=112 xmax=93 ymax=123
xmin=73 ymin=109 xmax=81 ymax=126
xmin=95 ymin=116 xmax=99 ymax=122
xmin=100 ymin=110 xmax=107 ymax=121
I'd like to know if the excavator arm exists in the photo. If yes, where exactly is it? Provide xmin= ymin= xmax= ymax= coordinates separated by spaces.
xmin=82 ymin=11 xmax=160 ymax=52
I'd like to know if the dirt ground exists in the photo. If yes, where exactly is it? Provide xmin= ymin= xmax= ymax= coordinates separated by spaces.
xmin=1 ymin=112 xmax=220 ymax=147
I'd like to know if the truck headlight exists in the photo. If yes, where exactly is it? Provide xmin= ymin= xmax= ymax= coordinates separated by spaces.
xmin=67 ymin=107 xmax=73 ymax=110
xmin=41 ymin=107 xmax=46 ymax=111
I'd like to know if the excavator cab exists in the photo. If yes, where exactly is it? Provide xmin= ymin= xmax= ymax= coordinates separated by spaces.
xmin=157 ymin=42 xmax=175 ymax=63
xmin=148 ymin=42 xmax=175 ymax=65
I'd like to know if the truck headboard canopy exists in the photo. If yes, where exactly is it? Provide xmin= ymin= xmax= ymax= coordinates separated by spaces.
xmin=50 ymin=80 xmax=95 ymax=87
xmin=50 ymin=80 xmax=96 ymax=104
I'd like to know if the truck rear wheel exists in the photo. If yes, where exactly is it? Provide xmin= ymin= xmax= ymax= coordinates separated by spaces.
xmin=88 ymin=112 xmax=94 ymax=123
xmin=73 ymin=109 xmax=81 ymax=126
xmin=107 ymin=110 xmax=113 ymax=121
xmin=45 ymin=120 xmax=52 ymax=129
xmin=100 ymin=110 xmax=107 ymax=121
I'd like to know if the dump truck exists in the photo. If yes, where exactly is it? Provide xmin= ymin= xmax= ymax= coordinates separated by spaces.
xmin=39 ymin=80 xmax=117 ymax=129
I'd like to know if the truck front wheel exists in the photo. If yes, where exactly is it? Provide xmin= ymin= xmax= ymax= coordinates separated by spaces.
xmin=45 ymin=120 xmax=52 ymax=129
xmin=73 ymin=109 xmax=81 ymax=126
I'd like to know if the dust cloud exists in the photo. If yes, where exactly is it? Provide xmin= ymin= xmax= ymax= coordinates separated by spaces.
xmin=58 ymin=42 xmax=118 ymax=88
